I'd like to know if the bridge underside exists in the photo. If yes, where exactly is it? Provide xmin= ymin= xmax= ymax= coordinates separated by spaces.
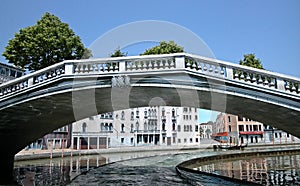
xmin=0 ymin=73 xmax=299 ymax=183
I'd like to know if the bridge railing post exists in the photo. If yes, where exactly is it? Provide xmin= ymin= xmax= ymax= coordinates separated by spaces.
xmin=226 ymin=66 xmax=234 ymax=79
xmin=65 ymin=63 xmax=74 ymax=75
xmin=276 ymin=78 xmax=285 ymax=91
xmin=175 ymin=56 xmax=185 ymax=69
xmin=119 ymin=61 xmax=126 ymax=72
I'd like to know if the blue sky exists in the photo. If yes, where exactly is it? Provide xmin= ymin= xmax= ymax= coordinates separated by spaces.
xmin=0 ymin=0 xmax=299 ymax=123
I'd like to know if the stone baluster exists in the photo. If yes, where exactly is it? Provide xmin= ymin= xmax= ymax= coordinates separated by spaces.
xmin=214 ymin=65 xmax=219 ymax=75
xmin=208 ymin=64 xmax=213 ymax=73
xmin=203 ymin=64 xmax=207 ymax=72
xmin=246 ymin=72 xmax=251 ymax=82
xmin=251 ymin=74 xmax=257 ymax=83
xmin=285 ymin=81 xmax=290 ymax=92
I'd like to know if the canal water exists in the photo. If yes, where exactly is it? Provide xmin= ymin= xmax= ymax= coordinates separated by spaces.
xmin=14 ymin=149 xmax=300 ymax=185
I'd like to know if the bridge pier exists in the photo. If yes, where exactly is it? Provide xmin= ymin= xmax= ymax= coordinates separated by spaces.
xmin=0 ymin=153 xmax=16 ymax=185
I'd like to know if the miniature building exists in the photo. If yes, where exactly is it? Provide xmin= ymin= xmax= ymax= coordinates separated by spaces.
xmin=72 ymin=106 xmax=200 ymax=149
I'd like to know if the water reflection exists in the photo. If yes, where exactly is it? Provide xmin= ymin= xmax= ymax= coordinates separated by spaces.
xmin=194 ymin=154 xmax=300 ymax=185
xmin=14 ymin=150 xmax=186 ymax=185
xmin=14 ymin=156 xmax=107 ymax=185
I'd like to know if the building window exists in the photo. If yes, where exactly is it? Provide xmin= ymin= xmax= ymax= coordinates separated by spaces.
xmin=173 ymin=137 xmax=176 ymax=143
xmin=189 ymin=115 xmax=192 ymax=120
xmin=177 ymin=125 xmax=181 ymax=132
xmin=121 ymin=124 xmax=125 ymax=132
xmin=178 ymin=139 xmax=181 ymax=143
xmin=253 ymin=125 xmax=258 ymax=131
xmin=195 ymin=115 xmax=198 ymax=120
xmin=190 ymin=138 xmax=193 ymax=143
xmin=275 ymin=133 xmax=278 ymax=138
xmin=131 ymin=138 xmax=134 ymax=144
xmin=172 ymin=108 xmax=175 ymax=117
xmin=130 ymin=124 xmax=134 ymax=133
xmin=131 ymin=111 xmax=134 ymax=120
xmin=109 ymin=123 xmax=113 ymax=131
xmin=184 ymin=138 xmax=187 ymax=143
xmin=100 ymin=123 xmax=104 ymax=131
xmin=228 ymin=125 xmax=231 ymax=132
xmin=144 ymin=109 xmax=148 ymax=118
xmin=82 ymin=122 xmax=87 ymax=133
xmin=121 ymin=111 xmax=125 ymax=120
xmin=259 ymin=125 xmax=262 ymax=131
xmin=162 ymin=123 xmax=166 ymax=131
xmin=246 ymin=125 xmax=249 ymax=131
xmin=228 ymin=116 xmax=231 ymax=122
xmin=195 ymin=125 xmax=199 ymax=132
xmin=162 ymin=108 xmax=165 ymax=117
xmin=239 ymin=125 xmax=244 ymax=131
xmin=287 ymin=133 xmax=290 ymax=138
xmin=172 ymin=123 xmax=176 ymax=131
xmin=196 ymin=138 xmax=199 ymax=143
xmin=121 ymin=138 xmax=124 ymax=143
xmin=183 ymin=107 xmax=188 ymax=112
xmin=144 ymin=121 xmax=148 ymax=131
xmin=190 ymin=125 xmax=193 ymax=132
xmin=136 ymin=121 xmax=139 ymax=131
xmin=238 ymin=115 xmax=243 ymax=121
xmin=136 ymin=109 xmax=139 ymax=118
xmin=250 ymin=125 xmax=253 ymax=131
xmin=162 ymin=137 xmax=165 ymax=143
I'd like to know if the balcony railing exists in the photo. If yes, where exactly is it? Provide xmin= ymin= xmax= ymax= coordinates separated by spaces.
xmin=0 ymin=53 xmax=299 ymax=100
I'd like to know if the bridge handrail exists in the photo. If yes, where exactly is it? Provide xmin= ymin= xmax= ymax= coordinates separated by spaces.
xmin=0 ymin=53 xmax=299 ymax=98
xmin=183 ymin=53 xmax=300 ymax=94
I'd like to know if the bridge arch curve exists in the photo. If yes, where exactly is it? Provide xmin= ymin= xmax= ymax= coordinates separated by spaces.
xmin=0 ymin=53 xmax=299 ymax=183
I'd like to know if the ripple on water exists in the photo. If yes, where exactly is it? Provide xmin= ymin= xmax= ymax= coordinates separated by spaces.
xmin=69 ymin=162 xmax=189 ymax=186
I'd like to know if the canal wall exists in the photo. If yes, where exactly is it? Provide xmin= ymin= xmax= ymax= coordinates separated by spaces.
xmin=14 ymin=144 xmax=205 ymax=161
xmin=176 ymin=144 xmax=300 ymax=185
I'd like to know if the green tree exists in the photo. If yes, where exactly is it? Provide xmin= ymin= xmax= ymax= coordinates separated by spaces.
xmin=140 ymin=41 xmax=184 ymax=55
xmin=239 ymin=53 xmax=264 ymax=69
xmin=110 ymin=47 xmax=127 ymax=57
xmin=3 ymin=12 xmax=91 ymax=71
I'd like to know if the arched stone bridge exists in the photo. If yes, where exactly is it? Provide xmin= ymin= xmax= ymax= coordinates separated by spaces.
xmin=0 ymin=53 xmax=299 ymax=183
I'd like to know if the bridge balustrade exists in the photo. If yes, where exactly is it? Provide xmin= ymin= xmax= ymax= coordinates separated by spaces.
xmin=0 ymin=53 xmax=299 ymax=100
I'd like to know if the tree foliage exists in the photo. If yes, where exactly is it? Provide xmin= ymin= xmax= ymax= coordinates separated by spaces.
xmin=239 ymin=53 xmax=264 ymax=69
xmin=3 ymin=12 xmax=91 ymax=71
xmin=140 ymin=41 xmax=184 ymax=55
xmin=110 ymin=47 xmax=127 ymax=57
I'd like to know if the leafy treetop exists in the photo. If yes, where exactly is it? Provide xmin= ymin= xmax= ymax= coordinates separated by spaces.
xmin=239 ymin=53 xmax=264 ymax=69
xmin=110 ymin=47 xmax=127 ymax=57
xmin=3 ymin=12 xmax=91 ymax=72
xmin=140 ymin=41 xmax=184 ymax=55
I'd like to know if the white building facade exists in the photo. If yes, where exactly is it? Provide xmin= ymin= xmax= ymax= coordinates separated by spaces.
xmin=72 ymin=106 xmax=200 ymax=149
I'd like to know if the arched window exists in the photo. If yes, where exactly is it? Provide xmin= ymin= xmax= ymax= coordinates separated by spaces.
xmin=172 ymin=108 xmax=175 ymax=117
xmin=162 ymin=123 xmax=166 ymax=131
xmin=105 ymin=123 xmax=109 ymax=131
xmin=100 ymin=123 xmax=104 ymax=131
xmin=82 ymin=122 xmax=87 ymax=133
xmin=109 ymin=123 xmax=113 ymax=131
xmin=121 ymin=123 xmax=125 ymax=132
